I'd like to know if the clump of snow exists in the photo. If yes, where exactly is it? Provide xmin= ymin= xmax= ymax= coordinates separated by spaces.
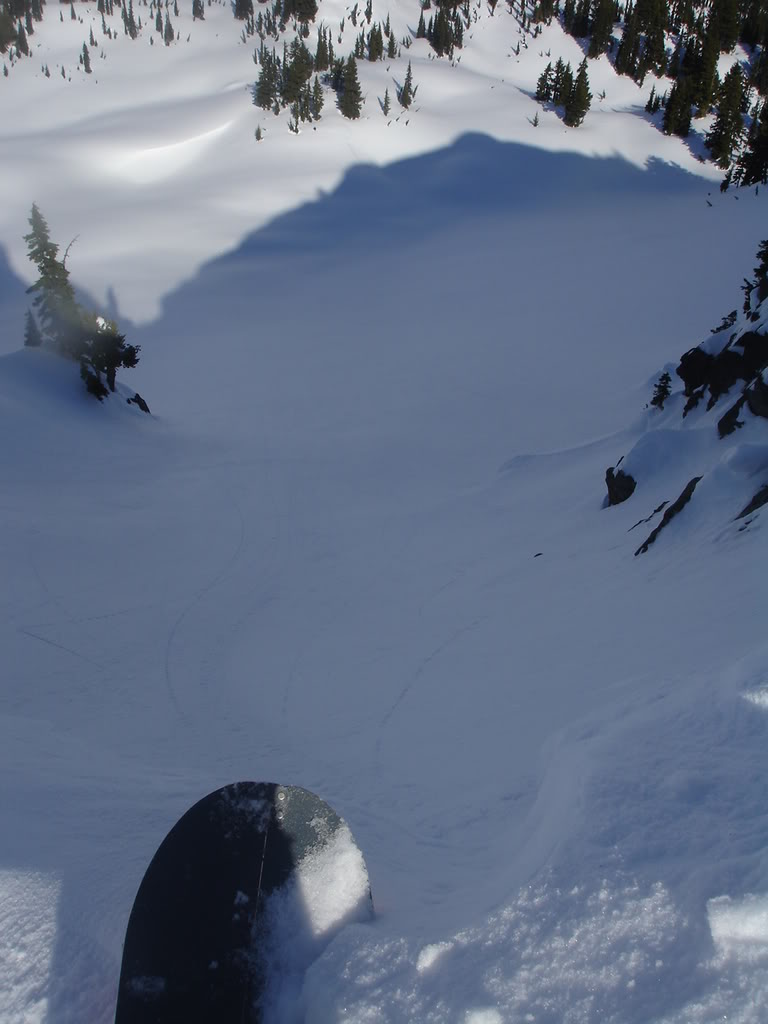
xmin=709 ymin=893 xmax=768 ymax=954
xmin=258 ymin=824 xmax=372 ymax=1023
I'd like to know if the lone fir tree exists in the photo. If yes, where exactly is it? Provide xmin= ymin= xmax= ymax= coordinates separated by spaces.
xmin=339 ymin=55 xmax=362 ymax=118
xmin=650 ymin=371 xmax=672 ymax=409
xmin=23 ymin=205 xmax=141 ymax=400
xmin=399 ymin=60 xmax=414 ymax=108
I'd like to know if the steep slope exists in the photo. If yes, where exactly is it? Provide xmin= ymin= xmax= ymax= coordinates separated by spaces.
xmin=1 ymin=136 xmax=766 ymax=1023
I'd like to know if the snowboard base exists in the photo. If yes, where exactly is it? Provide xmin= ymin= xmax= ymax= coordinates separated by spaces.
xmin=115 ymin=781 xmax=372 ymax=1024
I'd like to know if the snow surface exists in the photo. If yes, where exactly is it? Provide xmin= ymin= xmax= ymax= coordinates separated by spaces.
xmin=1 ymin=3 xmax=767 ymax=1023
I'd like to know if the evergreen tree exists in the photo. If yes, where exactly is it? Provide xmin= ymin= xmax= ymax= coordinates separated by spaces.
xmin=706 ymin=63 xmax=744 ymax=168
xmin=738 ymin=99 xmax=768 ymax=185
xmin=0 ymin=9 xmax=15 ymax=54
xmin=663 ymin=76 xmax=692 ymax=136
xmin=694 ymin=16 xmax=720 ymax=114
xmin=23 ymin=206 xmax=141 ymax=397
xmin=339 ymin=55 xmax=362 ymax=118
xmin=15 ymin=20 xmax=28 ymax=56
xmin=536 ymin=62 xmax=553 ymax=102
xmin=615 ymin=9 xmax=640 ymax=77
xmin=711 ymin=0 xmax=739 ymax=53
xmin=234 ymin=0 xmax=254 ymax=19
xmin=282 ymin=38 xmax=313 ymax=104
xmin=382 ymin=85 xmax=390 ymax=115
xmin=164 ymin=12 xmax=174 ymax=44
xmin=564 ymin=57 xmax=591 ymax=126
xmin=311 ymin=74 xmax=323 ymax=118
xmin=399 ymin=59 xmax=414 ymax=108
xmin=192 ymin=0 xmax=204 ymax=18
xmin=588 ymin=0 xmax=614 ymax=57
xmin=82 ymin=42 xmax=91 ymax=72
xmin=367 ymin=21 xmax=383 ymax=60
xmin=314 ymin=26 xmax=329 ymax=70
xmin=23 ymin=204 xmax=80 ymax=355
xmin=24 ymin=309 xmax=42 ymax=347
xmin=650 ymin=371 xmax=672 ymax=408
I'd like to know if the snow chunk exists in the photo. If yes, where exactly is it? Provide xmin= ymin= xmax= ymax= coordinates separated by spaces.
xmin=708 ymin=894 xmax=768 ymax=955
xmin=259 ymin=824 xmax=372 ymax=1023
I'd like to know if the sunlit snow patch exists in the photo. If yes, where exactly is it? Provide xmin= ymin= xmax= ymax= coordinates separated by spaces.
xmin=743 ymin=687 xmax=768 ymax=710
xmin=258 ymin=823 xmax=373 ymax=1023
xmin=0 ymin=871 xmax=60 ymax=1024
xmin=105 ymin=122 xmax=232 ymax=185
xmin=708 ymin=894 xmax=768 ymax=957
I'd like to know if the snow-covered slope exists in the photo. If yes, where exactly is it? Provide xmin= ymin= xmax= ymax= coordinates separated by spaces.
xmin=1 ymin=3 xmax=767 ymax=1023
xmin=0 ymin=0 xmax=746 ymax=324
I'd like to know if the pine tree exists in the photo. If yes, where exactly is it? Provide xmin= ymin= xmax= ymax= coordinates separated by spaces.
xmin=738 ymin=100 xmax=768 ymax=185
xmin=399 ymin=60 xmax=414 ymax=108
xmin=565 ymin=57 xmax=591 ymax=126
xmin=192 ymin=0 xmax=204 ymax=18
xmin=23 ymin=204 xmax=80 ymax=355
xmin=314 ymin=26 xmax=329 ymax=70
xmin=711 ymin=0 xmax=740 ymax=53
xmin=339 ymin=55 xmax=362 ymax=118
xmin=15 ymin=20 xmax=28 ymax=56
xmin=694 ymin=16 xmax=720 ymax=115
xmin=24 ymin=309 xmax=42 ymax=347
xmin=663 ymin=76 xmax=692 ymax=136
xmin=311 ymin=74 xmax=323 ymax=118
xmin=706 ymin=64 xmax=744 ymax=168
xmin=536 ymin=62 xmax=553 ymax=101
xmin=24 ymin=206 xmax=141 ymax=397
xmin=164 ymin=12 xmax=174 ymax=45
xmin=650 ymin=371 xmax=672 ymax=408
xmin=82 ymin=42 xmax=92 ymax=72
xmin=615 ymin=9 xmax=640 ymax=78
xmin=588 ymin=0 xmax=614 ymax=57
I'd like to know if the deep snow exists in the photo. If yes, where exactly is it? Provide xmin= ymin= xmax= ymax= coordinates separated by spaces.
xmin=1 ymin=3 xmax=767 ymax=1022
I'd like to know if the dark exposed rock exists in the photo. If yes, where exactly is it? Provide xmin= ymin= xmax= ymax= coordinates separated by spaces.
xmin=746 ymin=375 xmax=768 ymax=421
xmin=635 ymin=477 xmax=702 ymax=556
xmin=737 ymin=483 xmax=768 ymax=520
xmin=605 ymin=465 xmax=636 ymax=506
xmin=717 ymin=395 xmax=746 ymax=438
xmin=677 ymin=331 xmax=767 ymax=409
xmin=127 ymin=392 xmax=151 ymax=414
xmin=628 ymin=500 xmax=668 ymax=532
xmin=677 ymin=346 xmax=713 ymax=396
xmin=682 ymin=386 xmax=705 ymax=417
